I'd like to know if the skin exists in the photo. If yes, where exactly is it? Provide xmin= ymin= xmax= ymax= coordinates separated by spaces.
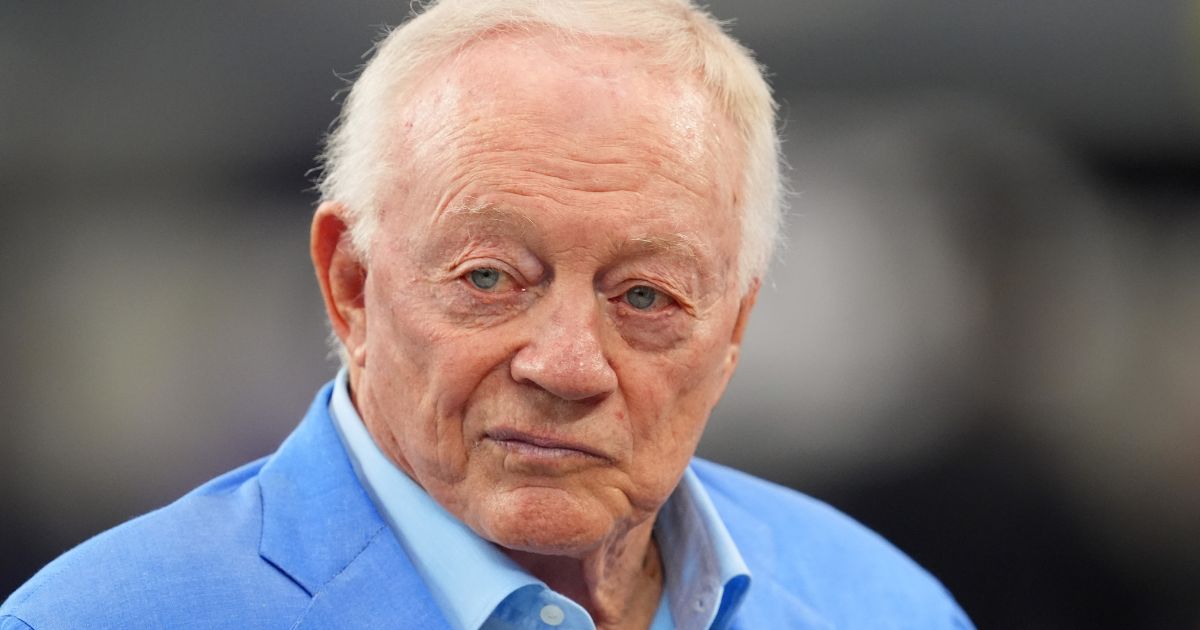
xmin=311 ymin=33 xmax=759 ymax=629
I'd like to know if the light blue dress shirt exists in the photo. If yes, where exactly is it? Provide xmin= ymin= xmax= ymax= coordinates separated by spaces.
xmin=328 ymin=369 xmax=750 ymax=630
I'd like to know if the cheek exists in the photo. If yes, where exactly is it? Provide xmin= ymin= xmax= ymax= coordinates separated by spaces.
xmin=368 ymin=270 xmax=484 ymax=372
xmin=361 ymin=272 xmax=501 ymax=478
xmin=368 ymin=276 xmax=535 ymax=437
xmin=619 ymin=327 xmax=732 ymax=481
xmin=612 ymin=309 xmax=693 ymax=352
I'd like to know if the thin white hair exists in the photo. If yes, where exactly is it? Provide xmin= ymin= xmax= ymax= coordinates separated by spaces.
xmin=317 ymin=0 xmax=783 ymax=291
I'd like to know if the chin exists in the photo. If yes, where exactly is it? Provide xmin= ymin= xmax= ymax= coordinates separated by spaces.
xmin=472 ymin=486 xmax=621 ymax=557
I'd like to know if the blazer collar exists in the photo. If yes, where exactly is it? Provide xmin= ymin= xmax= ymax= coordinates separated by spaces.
xmin=256 ymin=382 xmax=451 ymax=628
xmin=704 ymin=474 xmax=833 ymax=630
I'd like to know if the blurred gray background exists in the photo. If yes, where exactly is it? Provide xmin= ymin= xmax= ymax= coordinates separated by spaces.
xmin=3 ymin=1 xmax=1198 ymax=627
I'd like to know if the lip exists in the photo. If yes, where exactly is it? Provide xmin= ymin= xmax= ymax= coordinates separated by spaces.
xmin=484 ymin=428 xmax=612 ymax=463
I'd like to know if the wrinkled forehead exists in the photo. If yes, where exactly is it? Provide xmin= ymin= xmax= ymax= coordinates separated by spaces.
xmin=441 ymin=33 xmax=705 ymax=135
xmin=389 ymin=30 xmax=744 ymax=207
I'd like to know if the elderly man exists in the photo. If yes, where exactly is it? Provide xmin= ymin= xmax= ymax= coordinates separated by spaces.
xmin=2 ymin=1 xmax=970 ymax=628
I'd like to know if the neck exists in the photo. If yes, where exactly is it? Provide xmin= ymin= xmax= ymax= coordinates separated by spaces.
xmin=504 ymin=518 xmax=664 ymax=630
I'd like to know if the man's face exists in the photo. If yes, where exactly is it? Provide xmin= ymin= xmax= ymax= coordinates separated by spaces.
xmin=346 ymin=34 xmax=753 ymax=557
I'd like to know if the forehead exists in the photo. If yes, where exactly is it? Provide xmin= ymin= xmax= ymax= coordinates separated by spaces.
xmin=441 ymin=34 xmax=702 ymax=136
xmin=381 ymin=31 xmax=743 ymax=263
xmin=400 ymin=33 xmax=739 ymax=177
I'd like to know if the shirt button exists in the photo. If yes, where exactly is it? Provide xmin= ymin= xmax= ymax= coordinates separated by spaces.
xmin=540 ymin=604 xmax=566 ymax=626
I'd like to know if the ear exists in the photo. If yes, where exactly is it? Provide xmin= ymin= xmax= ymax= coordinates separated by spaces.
xmin=311 ymin=202 xmax=368 ymax=367
xmin=717 ymin=278 xmax=760 ymax=391
xmin=730 ymin=278 xmax=760 ymax=346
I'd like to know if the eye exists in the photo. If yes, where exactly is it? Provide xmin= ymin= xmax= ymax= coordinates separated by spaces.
xmin=624 ymin=285 xmax=661 ymax=310
xmin=467 ymin=267 xmax=503 ymax=290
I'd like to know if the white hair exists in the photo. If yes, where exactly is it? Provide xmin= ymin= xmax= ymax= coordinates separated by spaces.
xmin=317 ymin=0 xmax=783 ymax=291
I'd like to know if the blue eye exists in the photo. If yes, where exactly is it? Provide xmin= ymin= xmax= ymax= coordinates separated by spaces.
xmin=624 ymin=285 xmax=659 ymax=310
xmin=468 ymin=268 xmax=502 ymax=290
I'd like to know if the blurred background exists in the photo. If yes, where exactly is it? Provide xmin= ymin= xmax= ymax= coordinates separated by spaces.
xmin=2 ymin=1 xmax=1198 ymax=626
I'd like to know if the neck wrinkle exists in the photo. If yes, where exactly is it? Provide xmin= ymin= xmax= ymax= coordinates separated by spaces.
xmin=505 ymin=517 xmax=664 ymax=628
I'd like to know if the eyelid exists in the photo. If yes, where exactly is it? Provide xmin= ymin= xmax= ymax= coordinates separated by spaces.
xmin=604 ymin=261 xmax=697 ymax=301
xmin=612 ymin=281 xmax=684 ymax=314
xmin=449 ymin=243 xmax=543 ymax=283
xmin=456 ymin=259 xmax=526 ymax=291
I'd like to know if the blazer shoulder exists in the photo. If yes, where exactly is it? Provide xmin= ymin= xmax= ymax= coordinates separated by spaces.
xmin=1 ymin=456 xmax=309 ymax=629
xmin=690 ymin=458 xmax=973 ymax=629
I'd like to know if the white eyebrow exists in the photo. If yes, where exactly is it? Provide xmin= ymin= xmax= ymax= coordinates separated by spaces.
xmin=623 ymin=232 xmax=710 ymax=261
xmin=436 ymin=199 xmax=535 ymax=230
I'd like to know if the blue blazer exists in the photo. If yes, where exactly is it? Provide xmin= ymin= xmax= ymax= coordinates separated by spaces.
xmin=1 ymin=384 xmax=971 ymax=629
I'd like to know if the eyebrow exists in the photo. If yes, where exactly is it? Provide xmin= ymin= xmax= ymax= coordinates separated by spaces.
xmin=619 ymin=232 xmax=710 ymax=264
xmin=435 ymin=199 xmax=717 ymax=270
xmin=436 ymin=199 xmax=534 ymax=231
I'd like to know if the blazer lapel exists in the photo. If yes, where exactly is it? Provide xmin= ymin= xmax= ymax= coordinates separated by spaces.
xmin=291 ymin=527 xmax=452 ymax=629
xmin=257 ymin=383 xmax=451 ymax=628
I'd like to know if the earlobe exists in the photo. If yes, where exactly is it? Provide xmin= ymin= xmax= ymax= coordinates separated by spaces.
xmin=311 ymin=202 xmax=368 ymax=364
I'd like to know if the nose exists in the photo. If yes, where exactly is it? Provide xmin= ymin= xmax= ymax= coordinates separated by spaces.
xmin=510 ymin=294 xmax=618 ymax=402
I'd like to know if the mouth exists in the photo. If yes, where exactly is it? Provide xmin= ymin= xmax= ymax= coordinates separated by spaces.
xmin=484 ymin=428 xmax=612 ymax=465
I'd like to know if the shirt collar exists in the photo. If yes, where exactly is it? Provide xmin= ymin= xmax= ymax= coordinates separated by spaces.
xmin=328 ymin=368 xmax=750 ymax=629
xmin=656 ymin=461 xmax=752 ymax=629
